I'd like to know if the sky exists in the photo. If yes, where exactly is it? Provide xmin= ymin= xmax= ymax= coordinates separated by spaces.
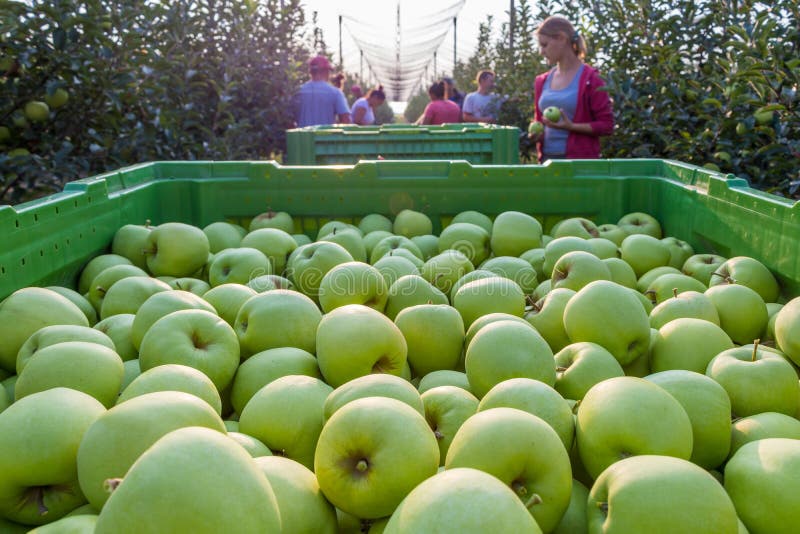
xmin=300 ymin=0 xmax=514 ymax=103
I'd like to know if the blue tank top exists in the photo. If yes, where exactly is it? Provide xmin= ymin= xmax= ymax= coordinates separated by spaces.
xmin=539 ymin=65 xmax=584 ymax=157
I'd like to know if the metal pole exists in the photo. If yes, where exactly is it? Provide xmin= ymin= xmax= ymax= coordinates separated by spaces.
xmin=338 ymin=15 xmax=343 ymax=67
xmin=396 ymin=2 xmax=401 ymax=100
xmin=453 ymin=17 xmax=457 ymax=70
xmin=360 ymin=50 xmax=364 ymax=82
xmin=510 ymin=0 xmax=515 ymax=52
xmin=434 ymin=51 xmax=437 ymax=76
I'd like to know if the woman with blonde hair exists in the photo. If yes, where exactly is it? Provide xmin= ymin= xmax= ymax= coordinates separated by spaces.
xmin=530 ymin=16 xmax=614 ymax=161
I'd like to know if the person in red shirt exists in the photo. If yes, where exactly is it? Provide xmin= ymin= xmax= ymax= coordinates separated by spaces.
xmin=418 ymin=81 xmax=462 ymax=125
xmin=529 ymin=16 xmax=614 ymax=162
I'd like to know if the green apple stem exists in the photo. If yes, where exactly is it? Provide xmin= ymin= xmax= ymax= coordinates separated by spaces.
xmin=104 ymin=477 xmax=123 ymax=494
xmin=356 ymin=459 xmax=369 ymax=473
xmin=672 ymin=288 xmax=679 ymax=299
xmin=597 ymin=501 xmax=609 ymax=515
xmin=556 ymin=366 xmax=568 ymax=373
xmin=144 ymin=218 xmax=151 ymax=228
xmin=643 ymin=290 xmax=656 ymax=304
xmin=433 ymin=429 xmax=444 ymax=440
xmin=26 ymin=486 xmax=48 ymax=516
xmin=752 ymin=339 xmax=760 ymax=362
xmin=96 ymin=286 xmax=107 ymax=296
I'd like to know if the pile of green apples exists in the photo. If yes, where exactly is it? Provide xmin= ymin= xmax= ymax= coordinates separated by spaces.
xmin=1 ymin=207 xmax=799 ymax=533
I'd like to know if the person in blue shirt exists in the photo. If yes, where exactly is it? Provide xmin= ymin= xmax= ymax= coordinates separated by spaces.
xmin=292 ymin=55 xmax=351 ymax=127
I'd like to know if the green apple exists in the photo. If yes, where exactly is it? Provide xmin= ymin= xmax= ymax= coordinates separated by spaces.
xmin=490 ymin=211 xmax=543 ymax=257
xmin=445 ymin=407 xmax=572 ymax=532
xmin=586 ymin=237 xmax=619 ymax=259
xmin=533 ymin=277 xmax=551 ymax=300
xmin=410 ymin=234 xmax=439 ymax=260
xmin=0 ymin=388 xmax=105 ymax=526
xmin=709 ymin=256 xmax=780 ymax=303
xmin=230 ymin=347 xmax=321 ymax=414
xmin=437 ymin=222 xmax=491 ymax=266
xmin=323 ymin=373 xmax=424 ymax=422
xmin=317 ymin=304 xmax=408 ymax=388
xmin=421 ymin=250 xmax=474 ymax=295
xmin=76 ymin=391 xmax=225 ymax=510
xmin=383 ymin=468 xmax=541 ymax=533
xmin=553 ymin=217 xmax=599 ymax=239
xmin=635 ymin=265 xmax=681 ymax=293
xmin=588 ymin=455 xmax=738 ymax=533
xmin=359 ymin=213 xmax=393 ymax=235
xmin=139 ymin=309 xmax=239 ymax=391
xmin=480 ymin=256 xmax=539 ymax=295
xmin=543 ymin=106 xmax=561 ymax=122
xmin=645 ymin=370 xmax=732 ymax=469
xmin=421 ymin=385 xmax=478 ymax=465
xmin=111 ymin=223 xmax=152 ymax=270
xmin=239 ymin=375 xmax=332 ymax=469
xmin=286 ymin=241 xmax=354 ymax=299
xmin=376 ymin=247 xmax=424 ymax=269
xmin=93 ymin=314 xmax=137 ymax=361
xmin=384 ymin=275 xmax=448 ymax=320
xmin=319 ymin=261 xmax=388 ymax=313
xmin=372 ymin=254 xmax=420 ymax=287
xmin=292 ymin=233 xmax=312 ymax=246
xmin=234 ymin=289 xmax=322 ymax=357
xmin=395 ymin=304 xmax=464 ymax=376
xmin=202 ymin=221 xmax=246 ymax=253
xmin=465 ymin=312 xmax=533 ymax=351
xmin=661 ymin=236 xmax=694 ymax=269
xmin=15 ymin=341 xmax=123 ymax=408
xmin=597 ymin=223 xmax=628 ymax=246
xmin=528 ymin=120 xmax=545 ymax=135
xmin=249 ymin=209 xmax=294 ymax=233
xmin=620 ymin=234 xmax=671 ymax=278
xmin=706 ymin=343 xmax=799 ymax=417
xmin=254 ymin=456 xmax=338 ymax=533
xmin=682 ymin=253 xmax=727 ymax=285
xmin=649 ymin=317 xmax=734 ymax=374
xmin=729 ymin=412 xmax=800 ymax=457
xmin=393 ymin=209 xmax=433 ymax=238
xmin=45 ymin=286 xmax=98 ymax=325
xmin=524 ymin=288 xmax=576 ymax=353
xmin=240 ymin=228 xmax=297 ymax=274
xmin=244 ymin=275 xmax=276 ymax=293
xmin=453 ymin=277 xmax=526 ymax=328
xmin=208 ymin=247 xmax=271 ymax=287
xmin=543 ymin=236 xmax=594 ymax=275
xmin=466 ymin=320 xmax=555 ymax=398
xmin=775 ymin=296 xmax=800 ymax=365
xmin=601 ymin=257 xmax=637 ymax=289
xmin=451 ymin=210 xmax=493 ymax=234
xmin=551 ymin=250 xmax=612 ymax=291
xmin=117 ymin=363 xmax=222 ymax=414
xmin=319 ymin=228 xmax=368 ymax=263
xmin=725 ymin=438 xmax=800 ymax=534
xmin=86 ymin=264 xmax=149 ymax=312
xmin=616 ymin=211 xmax=662 ymax=238
xmin=551 ymin=479 xmax=589 ymax=534
xmin=202 ymin=283 xmax=257 ymax=327
xmin=314 ymin=396 xmax=439 ymax=519
xmin=317 ymin=221 xmax=361 ymax=240
xmin=417 ymin=370 xmax=472 ymax=394
xmin=363 ymin=230 xmax=395 ymax=257
xmin=649 ymin=290 xmax=719 ymax=329
xmin=705 ymin=283 xmax=768 ymax=345
xmin=227 ymin=432 xmax=271 ymax=457
xmin=27 ymin=514 xmax=98 ymax=532
xmin=99 ymin=276 xmax=171 ymax=319
xmin=169 ymin=277 xmax=211 ymax=296
xmin=519 ymin=248 xmax=547 ymax=280
xmin=0 ymin=287 xmax=89 ymax=372
xmin=554 ymin=342 xmax=624 ymax=401
xmin=478 ymin=378 xmax=574 ymax=450
xmin=576 ymin=376 xmax=693 ymax=479
xmin=563 ymin=280 xmax=651 ymax=366
xmin=94 ymin=427 xmax=281 ymax=533
xmin=644 ymin=273 xmax=707 ymax=304
xmin=16 ymin=324 xmax=115 ymax=374
xmin=449 ymin=270 xmax=498 ymax=302
xmin=142 ymin=222 xmax=210 ymax=277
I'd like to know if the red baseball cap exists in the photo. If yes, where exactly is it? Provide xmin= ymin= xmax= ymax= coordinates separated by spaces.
xmin=308 ymin=55 xmax=332 ymax=71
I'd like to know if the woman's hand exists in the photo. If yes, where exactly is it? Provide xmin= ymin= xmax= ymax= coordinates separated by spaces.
xmin=542 ymin=108 xmax=574 ymax=131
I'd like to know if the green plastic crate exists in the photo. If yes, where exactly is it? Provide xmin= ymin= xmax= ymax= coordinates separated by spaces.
xmin=1 ymin=159 xmax=799 ymax=300
xmin=286 ymin=123 xmax=521 ymax=165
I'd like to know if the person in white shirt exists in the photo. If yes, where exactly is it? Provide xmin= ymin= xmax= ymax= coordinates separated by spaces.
xmin=462 ymin=70 xmax=501 ymax=123
xmin=351 ymin=86 xmax=387 ymax=125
